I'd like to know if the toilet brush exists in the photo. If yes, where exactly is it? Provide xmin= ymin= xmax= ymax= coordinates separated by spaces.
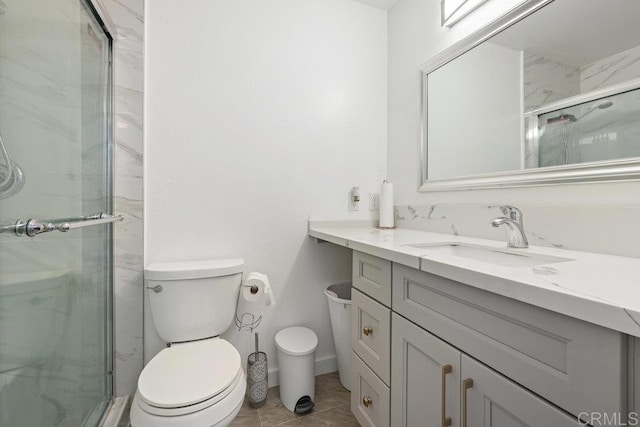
xmin=247 ymin=332 xmax=268 ymax=408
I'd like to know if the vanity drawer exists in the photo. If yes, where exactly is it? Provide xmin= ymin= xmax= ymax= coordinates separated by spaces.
xmin=352 ymin=288 xmax=391 ymax=385
xmin=352 ymin=351 xmax=390 ymax=427
xmin=392 ymin=263 xmax=626 ymax=418
xmin=353 ymin=251 xmax=391 ymax=307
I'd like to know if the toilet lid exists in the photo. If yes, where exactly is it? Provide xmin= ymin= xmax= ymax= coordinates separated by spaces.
xmin=138 ymin=338 xmax=241 ymax=408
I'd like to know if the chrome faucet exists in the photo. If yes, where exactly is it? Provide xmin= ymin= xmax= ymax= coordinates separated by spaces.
xmin=490 ymin=206 xmax=529 ymax=249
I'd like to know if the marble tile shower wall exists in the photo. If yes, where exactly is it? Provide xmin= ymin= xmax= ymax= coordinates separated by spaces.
xmin=524 ymin=44 xmax=640 ymax=110
xmin=523 ymin=52 xmax=580 ymax=111
xmin=527 ymin=45 xmax=640 ymax=169
xmin=395 ymin=205 xmax=640 ymax=259
xmin=101 ymin=0 xmax=144 ymax=397
xmin=580 ymin=45 xmax=640 ymax=93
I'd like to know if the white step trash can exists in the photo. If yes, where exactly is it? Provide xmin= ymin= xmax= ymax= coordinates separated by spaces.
xmin=325 ymin=282 xmax=352 ymax=391
xmin=275 ymin=326 xmax=318 ymax=413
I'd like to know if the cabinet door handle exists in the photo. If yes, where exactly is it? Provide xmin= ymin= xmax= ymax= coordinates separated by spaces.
xmin=363 ymin=326 xmax=373 ymax=336
xmin=462 ymin=378 xmax=474 ymax=427
xmin=441 ymin=365 xmax=452 ymax=427
xmin=363 ymin=396 xmax=372 ymax=407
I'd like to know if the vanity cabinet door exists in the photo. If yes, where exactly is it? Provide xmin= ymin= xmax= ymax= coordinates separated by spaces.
xmin=461 ymin=355 xmax=581 ymax=427
xmin=352 ymin=352 xmax=390 ymax=427
xmin=352 ymin=288 xmax=391 ymax=384
xmin=391 ymin=313 xmax=461 ymax=427
xmin=353 ymin=251 xmax=392 ymax=307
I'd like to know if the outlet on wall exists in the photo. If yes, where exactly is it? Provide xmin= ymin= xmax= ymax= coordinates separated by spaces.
xmin=369 ymin=193 xmax=380 ymax=211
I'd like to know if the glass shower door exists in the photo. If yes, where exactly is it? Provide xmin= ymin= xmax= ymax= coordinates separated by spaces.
xmin=0 ymin=0 xmax=114 ymax=425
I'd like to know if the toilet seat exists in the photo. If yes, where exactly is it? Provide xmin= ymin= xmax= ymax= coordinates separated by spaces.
xmin=137 ymin=338 xmax=242 ymax=416
xmin=136 ymin=371 xmax=242 ymax=417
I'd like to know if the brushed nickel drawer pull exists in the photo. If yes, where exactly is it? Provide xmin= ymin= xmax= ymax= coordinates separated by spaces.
xmin=462 ymin=378 xmax=474 ymax=427
xmin=441 ymin=364 xmax=452 ymax=427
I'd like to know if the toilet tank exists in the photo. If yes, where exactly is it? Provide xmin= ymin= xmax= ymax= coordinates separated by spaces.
xmin=145 ymin=259 xmax=244 ymax=343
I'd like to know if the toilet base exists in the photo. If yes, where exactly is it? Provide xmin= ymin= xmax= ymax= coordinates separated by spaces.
xmin=130 ymin=370 xmax=246 ymax=427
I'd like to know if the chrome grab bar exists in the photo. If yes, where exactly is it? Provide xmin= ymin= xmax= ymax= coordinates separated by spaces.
xmin=0 ymin=213 xmax=124 ymax=237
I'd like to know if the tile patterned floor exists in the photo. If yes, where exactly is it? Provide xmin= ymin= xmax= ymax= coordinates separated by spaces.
xmin=118 ymin=371 xmax=356 ymax=426
xmin=230 ymin=371 xmax=359 ymax=427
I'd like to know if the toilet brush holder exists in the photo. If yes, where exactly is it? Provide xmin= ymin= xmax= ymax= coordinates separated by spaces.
xmin=247 ymin=334 xmax=268 ymax=408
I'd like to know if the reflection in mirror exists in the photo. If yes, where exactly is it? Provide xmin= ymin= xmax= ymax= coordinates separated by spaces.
xmin=422 ymin=0 xmax=640 ymax=188
xmin=428 ymin=41 xmax=523 ymax=180
xmin=531 ymin=90 xmax=640 ymax=168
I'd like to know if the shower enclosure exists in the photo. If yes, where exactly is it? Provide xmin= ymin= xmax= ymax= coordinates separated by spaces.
xmin=535 ymin=90 xmax=640 ymax=168
xmin=0 ymin=0 xmax=117 ymax=425
xmin=525 ymin=83 xmax=640 ymax=170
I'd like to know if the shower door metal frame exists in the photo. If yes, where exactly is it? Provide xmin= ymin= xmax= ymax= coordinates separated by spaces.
xmin=82 ymin=0 xmax=118 ymax=424
xmin=527 ymin=78 xmax=640 ymax=119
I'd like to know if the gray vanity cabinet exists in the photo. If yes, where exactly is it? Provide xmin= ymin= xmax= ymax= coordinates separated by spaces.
xmin=352 ymin=352 xmax=390 ymax=427
xmin=391 ymin=313 xmax=461 ymax=427
xmin=351 ymin=252 xmax=393 ymax=427
xmin=352 ymin=288 xmax=391 ymax=385
xmin=350 ymin=250 xmax=627 ymax=426
xmin=461 ymin=355 xmax=581 ymax=427
xmin=391 ymin=314 xmax=580 ymax=427
xmin=353 ymin=251 xmax=392 ymax=307
xmin=392 ymin=263 xmax=625 ymax=419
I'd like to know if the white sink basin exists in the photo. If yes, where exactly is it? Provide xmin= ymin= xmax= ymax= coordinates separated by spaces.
xmin=405 ymin=242 xmax=574 ymax=268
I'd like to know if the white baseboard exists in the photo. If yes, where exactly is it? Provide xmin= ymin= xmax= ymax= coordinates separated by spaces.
xmin=267 ymin=355 xmax=337 ymax=388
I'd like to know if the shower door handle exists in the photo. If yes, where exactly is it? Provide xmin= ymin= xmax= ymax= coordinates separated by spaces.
xmin=0 ymin=213 xmax=123 ymax=237
xmin=56 ymin=214 xmax=124 ymax=232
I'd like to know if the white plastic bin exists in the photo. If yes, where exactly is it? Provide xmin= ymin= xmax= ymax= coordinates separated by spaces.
xmin=275 ymin=327 xmax=318 ymax=413
xmin=325 ymin=282 xmax=352 ymax=391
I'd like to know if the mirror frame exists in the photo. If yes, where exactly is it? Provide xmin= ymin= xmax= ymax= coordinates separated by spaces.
xmin=418 ymin=0 xmax=640 ymax=192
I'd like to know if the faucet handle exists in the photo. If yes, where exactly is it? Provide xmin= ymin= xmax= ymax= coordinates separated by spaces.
xmin=500 ymin=205 xmax=523 ymax=224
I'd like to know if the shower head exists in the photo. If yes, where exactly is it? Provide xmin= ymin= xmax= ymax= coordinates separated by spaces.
xmin=546 ymin=100 xmax=614 ymax=125
xmin=0 ymin=1 xmax=7 ymax=15
xmin=577 ymin=100 xmax=614 ymax=121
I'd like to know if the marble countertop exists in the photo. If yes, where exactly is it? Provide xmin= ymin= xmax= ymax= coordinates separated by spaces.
xmin=309 ymin=219 xmax=640 ymax=337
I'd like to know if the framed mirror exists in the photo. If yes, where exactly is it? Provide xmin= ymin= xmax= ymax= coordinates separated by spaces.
xmin=419 ymin=0 xmax=640 ymax=191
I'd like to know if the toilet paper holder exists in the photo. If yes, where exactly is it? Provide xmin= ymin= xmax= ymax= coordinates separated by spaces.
xmin=242 ymin=283 xmax=259 ymax=294
xmin=236 ymin=272 xmax=274 ymax=332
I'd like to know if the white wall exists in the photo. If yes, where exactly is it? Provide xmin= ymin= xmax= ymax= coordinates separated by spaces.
xmin=388 ymin=0 xmax=640 ymax=208
xmin=145 ymin=0 xmax=387 ymax=371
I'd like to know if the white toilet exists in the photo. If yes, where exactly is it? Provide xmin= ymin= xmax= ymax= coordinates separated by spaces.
xmin=130 ymin=259 xmax=247 ymax=427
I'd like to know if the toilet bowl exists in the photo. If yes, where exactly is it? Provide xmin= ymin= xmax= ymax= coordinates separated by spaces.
xmin=0 ymin=245 xmax=71 ymax=374
xmin=131 ymin=259 xmax=246 ymax=427
xmin=130 ymin=339 xmax=245 ymax=427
